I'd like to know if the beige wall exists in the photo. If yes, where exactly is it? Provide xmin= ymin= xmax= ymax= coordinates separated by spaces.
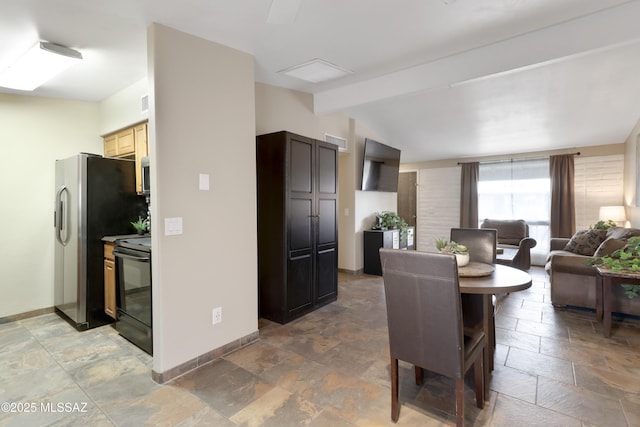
xmin=0 ymin=94 xmax=101 ymax=317
xmin=351 ymin=121 xmax=398 ymax=271
xmin=254 ymin=83 xmax=399 ymax=272
xmin=255 ymin=84 xmax=366 ymax=270
xmin=98 ymin=78 xmax=149 ymax=135
xmin=148 ymin=24 xmax=257 ymax=373
xmin=624 ymin=117 xmax=640 ymax=227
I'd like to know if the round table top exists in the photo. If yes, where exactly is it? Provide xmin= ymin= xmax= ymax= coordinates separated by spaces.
xmin=458 ymin=264 xmax=532 ymax=294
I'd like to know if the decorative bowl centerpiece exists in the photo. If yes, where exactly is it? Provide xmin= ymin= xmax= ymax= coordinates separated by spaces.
xmin=435 ymin=239 xmax=469 ymax=267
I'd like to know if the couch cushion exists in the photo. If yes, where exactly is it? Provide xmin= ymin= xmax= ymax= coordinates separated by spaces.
xmin=482 ymin=219 xmax=527 ymax=245
xmin=606 ymin=227 xmax=640 ymax=240
xmin=594 ymin=237 xmax=628 ymax=257
xmin=563 ymin=229 xmax=607 ymax=256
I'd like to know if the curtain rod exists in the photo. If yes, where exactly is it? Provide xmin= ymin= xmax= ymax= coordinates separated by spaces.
xmin=457 ymin=151 xmax=580 ymax=166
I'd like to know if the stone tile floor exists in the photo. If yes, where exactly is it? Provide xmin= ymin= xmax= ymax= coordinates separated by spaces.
xmin=1 ymin=267 xmax=639 ymax=426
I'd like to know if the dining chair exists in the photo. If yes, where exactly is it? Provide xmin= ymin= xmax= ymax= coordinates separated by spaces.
xmin=379 ymin=248 xmax=485 ymax=426
xmin=450 ymin=228 xmax=497 ymax=264
xmin=451 ymin=227 xmax=499 ymax=370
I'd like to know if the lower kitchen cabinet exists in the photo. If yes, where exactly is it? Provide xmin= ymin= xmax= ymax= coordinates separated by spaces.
xmin=103 ymin=243 xmax=116 ymax=319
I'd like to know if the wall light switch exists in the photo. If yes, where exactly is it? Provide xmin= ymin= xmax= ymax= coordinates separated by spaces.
xmin=165 ymin=217 xmax=183 ymax=235
xmin=344 ymin=208 xmax=350 ymax=217
xmin=199 ymin=173 xmax=210 ymax=191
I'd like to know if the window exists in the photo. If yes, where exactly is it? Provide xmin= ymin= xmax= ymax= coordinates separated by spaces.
xmin=478 ymin=159 xmax=550 ymax=257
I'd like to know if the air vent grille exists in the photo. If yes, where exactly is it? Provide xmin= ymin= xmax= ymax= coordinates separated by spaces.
xmin=325 ymin=134 xmax=348 ymax=152
xmin=141 ymin=95 xmax=149 ymax=113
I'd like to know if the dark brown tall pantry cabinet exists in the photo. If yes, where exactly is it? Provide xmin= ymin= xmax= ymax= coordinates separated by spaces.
xmin=256 ymin=131 xmax=338 ymax=324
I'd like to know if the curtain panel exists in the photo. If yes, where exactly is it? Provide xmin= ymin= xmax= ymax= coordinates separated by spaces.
xmin=460 ymin=162 xmax=479 ymax=228
xmin=550 ymin=154 xmax=576 ymax=238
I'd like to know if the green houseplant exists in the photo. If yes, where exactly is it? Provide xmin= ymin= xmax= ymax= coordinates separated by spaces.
xmin=435 ymin=238 xmax=469 ymax=267
xmin=590 ymin=220 xmax=618 ymax=230
xmin=373 ymin=211 xmax=409 ymax=246
xmin=131 ymin=216 xmax=149 ymax=235
xmin=435 ymin=239 xmax=468 ymax=255
xmin=592 ymin=236 xmax=640 ymax=299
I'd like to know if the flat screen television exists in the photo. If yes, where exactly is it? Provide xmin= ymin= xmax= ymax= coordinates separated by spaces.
xmin=361 ymin=138 xmax=401 ymax=192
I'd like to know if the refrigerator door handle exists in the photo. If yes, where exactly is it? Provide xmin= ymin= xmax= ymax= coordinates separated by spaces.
xmin=55 ymin=186 xmax=70 ymax=246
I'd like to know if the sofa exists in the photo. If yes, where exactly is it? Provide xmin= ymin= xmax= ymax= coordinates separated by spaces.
xmin=480 ymin=219 xmax=537 ymax=270
xmin=545 ymin=227 xmax=640 ymax=316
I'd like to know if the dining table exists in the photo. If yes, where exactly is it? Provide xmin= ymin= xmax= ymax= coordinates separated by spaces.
xmin=457 ymin=262 xmax=533 ymax=398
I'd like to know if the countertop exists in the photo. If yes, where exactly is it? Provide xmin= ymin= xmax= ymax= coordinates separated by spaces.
xmin=102 ymin=234 xmax=149 ymax=243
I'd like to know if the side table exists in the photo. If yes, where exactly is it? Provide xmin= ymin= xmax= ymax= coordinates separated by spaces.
xmin=594 ymin=266 xmax=640 ymax=338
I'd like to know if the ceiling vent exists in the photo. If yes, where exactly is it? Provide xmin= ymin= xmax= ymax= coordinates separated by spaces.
xmin=141 ymin=94 xmax=149 ymax=113
xmin=325 ymin=134 xmax=348 ymax=152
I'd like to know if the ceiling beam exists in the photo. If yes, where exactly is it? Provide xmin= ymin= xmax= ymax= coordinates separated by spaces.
xmin=314 ymin=0 xmax=640 ymax=115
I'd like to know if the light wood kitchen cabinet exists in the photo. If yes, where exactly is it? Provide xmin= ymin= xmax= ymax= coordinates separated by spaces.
xmin=103 ymin=121 xmax=148 ymax=194
xmin=104 ymin=134 xmax=117 ymax=157
xmin=104 ymin=128 xmax=135 ymax=157
xmin=104 ymin=243 xmax=116 ymax=319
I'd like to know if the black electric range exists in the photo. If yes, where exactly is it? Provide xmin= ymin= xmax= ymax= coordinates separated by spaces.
xmin=113 ymin=236 xmax=152 ymax=354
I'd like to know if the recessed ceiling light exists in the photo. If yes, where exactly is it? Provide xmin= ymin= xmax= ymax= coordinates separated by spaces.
xmin=0 ymin=42 xmax=82 ymax=91
xmin=279 ymin=59 xmax=353 ymax=83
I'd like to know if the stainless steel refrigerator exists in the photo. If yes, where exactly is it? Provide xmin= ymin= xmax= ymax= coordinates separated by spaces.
xmin=54 ymin=153 xmax=144 ymax=330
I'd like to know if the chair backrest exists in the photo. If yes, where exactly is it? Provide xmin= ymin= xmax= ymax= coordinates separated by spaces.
xmin=379 ymin=249 xmax=465 ymax=379
xmin=480 ymin=219 xmax=529 ymax=245
xmin=450 ymin=228 xmax=497 ymax=264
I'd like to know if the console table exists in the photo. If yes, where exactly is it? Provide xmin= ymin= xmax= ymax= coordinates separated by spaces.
xmin=363 ymin=228 xmax=414 ymax=276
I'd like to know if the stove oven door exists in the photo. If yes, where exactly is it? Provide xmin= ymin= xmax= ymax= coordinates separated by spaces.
xmin=113 ymin=246 xmax=152 ymax=354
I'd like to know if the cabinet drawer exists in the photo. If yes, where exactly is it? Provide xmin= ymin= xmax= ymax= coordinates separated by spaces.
xmin=104 ymin=243 xmax=115 ymax=260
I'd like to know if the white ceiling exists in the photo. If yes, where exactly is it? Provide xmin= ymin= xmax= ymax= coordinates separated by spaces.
xmin=2 ymin=0 xmax=640 ymax=162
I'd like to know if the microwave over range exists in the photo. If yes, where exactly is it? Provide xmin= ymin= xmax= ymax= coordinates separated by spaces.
xmin=141 ymin=156 xmax=150 ymax=195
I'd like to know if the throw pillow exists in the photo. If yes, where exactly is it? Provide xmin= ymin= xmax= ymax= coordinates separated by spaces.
xmin=564 ymin=229 xmax=607 ymax=256
xmin=594 ymin=237 xmax=627 ymax=257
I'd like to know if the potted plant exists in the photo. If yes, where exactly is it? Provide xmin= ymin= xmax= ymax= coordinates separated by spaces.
xmin=592 ymin=236 xmax=640 ymax=298
xmin=131 ymin=216 xmax=149 ymax=235
xmin=373 ymin=211 xmax=410 ymax=247
xmin=435 ymin=238 xmax=469 ymax=267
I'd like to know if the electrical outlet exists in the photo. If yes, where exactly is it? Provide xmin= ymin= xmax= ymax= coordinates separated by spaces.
xmin=212 ymin=307 xmax=222 ymax=325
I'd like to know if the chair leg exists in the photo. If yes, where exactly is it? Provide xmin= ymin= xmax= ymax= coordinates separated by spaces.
xmin=455 ymin=378 xmax=464 ymax=427
xmin=414 ymin=365 xmax=423 ymax=385
xmin=391 ymin=358 xmax=400 ymax=422
xmin=474 ymin=352 xmax=485 ymax=409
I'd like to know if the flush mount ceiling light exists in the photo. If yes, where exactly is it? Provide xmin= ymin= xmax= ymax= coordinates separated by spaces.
xmin=0 ymin=42 xmax=82 ymax=91
xmin=279 ymin=59 xmax=353 ymax=83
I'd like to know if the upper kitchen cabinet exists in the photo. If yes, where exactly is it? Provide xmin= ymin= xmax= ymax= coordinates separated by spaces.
xmin=104 ymin=128 xmax=135 ymax=157
xmin=103 ymin=122 xmax=149 ymax=194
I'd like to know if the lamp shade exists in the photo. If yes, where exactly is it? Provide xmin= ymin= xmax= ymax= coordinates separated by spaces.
xmin=599 ymin=206 xmax=626 ymax=223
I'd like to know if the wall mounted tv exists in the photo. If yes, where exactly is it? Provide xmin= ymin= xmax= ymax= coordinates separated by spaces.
xmin=361 ymin=138 xmax=401 ymax=192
